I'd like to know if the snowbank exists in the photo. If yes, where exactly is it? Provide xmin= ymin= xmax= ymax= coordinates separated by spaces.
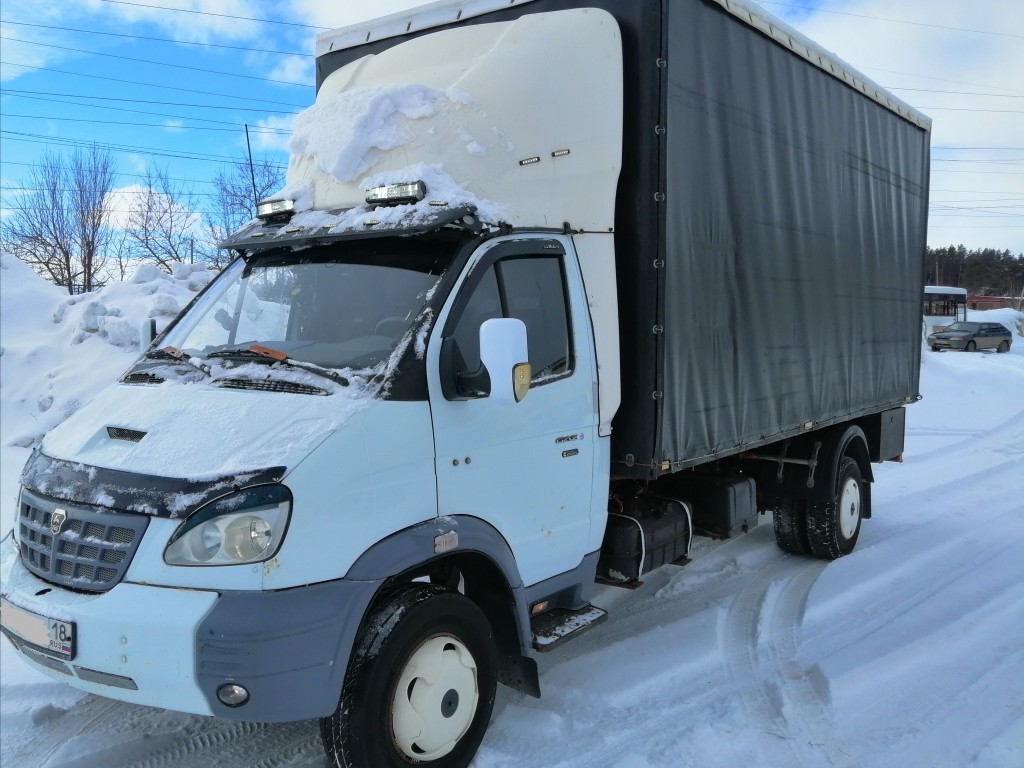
xmin=0 ymin=254 xmax=212 ymax=450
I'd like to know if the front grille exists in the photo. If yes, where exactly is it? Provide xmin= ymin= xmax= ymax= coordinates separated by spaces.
xmin=18 ymin=494 xmax=149 ymax=593
xmin=213 ymin=377 xmax=329 ymax=396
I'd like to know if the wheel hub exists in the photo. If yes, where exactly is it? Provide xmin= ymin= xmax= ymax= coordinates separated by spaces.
xmin=839 ymin=477 xmax=861 ymax=539
xmin=391 ymin=635 xmax=479 ymax=761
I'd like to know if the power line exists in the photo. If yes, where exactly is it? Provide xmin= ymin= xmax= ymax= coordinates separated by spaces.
xmin=0 ymin=88 xmax=300 ymax=115
xmin=933 ymin=199 xmax=1024 ymax=204
xmin=918 ymin=107 xmax=1024 ymax=114
xmin=932 ymin=170 xmax=1024 ymax=175
xmin=1 ymin=111 xmax=291 ymax=134
xmin=757 ymin=1 xmax=1024 ymax=39
xmin=95 ymin=0 xmax=329 ymax=30
xmin=932 ymin=189 xmax=1024 ymax=194
xmin=1 ymin=130 xmax=288 ymax=167
xmin=1 ymin=35 xmax=310 ymax=89
xmin=888 ymin=88 xmax=1024 ymax=98
xmin=859 ymin=66 xmax=1024 ymax=97
xmin=2 ymin=92 xmax=295 ymax=128
xmin=0 ymin=202 xmax=224 ymax=216
xmin=2 ymin=184 xmax=228 ymax=199
xmin=0 ymin=61 xmax=309 ymax=108
xmin=0 ymin=19 xmax=312 ymax=57
xmin=0 ymin=160 xmax=265 ymax=186
xmin=933 ymin=205 xmax=1024 ymax=211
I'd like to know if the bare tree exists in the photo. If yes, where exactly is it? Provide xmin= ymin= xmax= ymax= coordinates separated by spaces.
xmin=206 ymin=157 xmax=284 ymax=266
xmin=123 ymin=166 xmax=207 ymax=271
xmin=1 ymin=145 xmax=115 ymax=294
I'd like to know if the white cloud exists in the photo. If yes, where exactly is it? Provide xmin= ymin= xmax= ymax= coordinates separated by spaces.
xmin=250 ymin=114 xmax=294 ymax=153
xmin=106 ymin=184 xmax=148 ymax=231
xmin=265 ymin=54 xmax=315 ymax=87
xmin=79 ymin=0 xmax=264 ymax=43
xmin=105 ymin=183 xmax=203 ymax=236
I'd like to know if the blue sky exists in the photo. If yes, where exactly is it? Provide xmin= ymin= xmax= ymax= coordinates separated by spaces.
xmin=1 ymin=0 xmax=1022 ymax=254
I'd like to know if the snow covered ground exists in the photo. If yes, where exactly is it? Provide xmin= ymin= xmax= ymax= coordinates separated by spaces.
xmin=1 ymin=253 xmax=1022 ymax=768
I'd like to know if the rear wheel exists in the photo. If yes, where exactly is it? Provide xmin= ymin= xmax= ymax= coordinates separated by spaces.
xmin=772 ymin=498 xmax=811 ymax=555
xmin=997 ymin=340 xmax=1010 ymax=353
xmin=320 ymin=583 xmax=498 ymax=768
xmin=965 ymin=340 xmax=977 ymax=352
xmin=806 ymin=456 xmax=864 ymax=560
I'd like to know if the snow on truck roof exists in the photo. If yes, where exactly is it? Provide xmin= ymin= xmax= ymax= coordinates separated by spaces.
xmin=316 ymin=0 xmax=931 ymax=132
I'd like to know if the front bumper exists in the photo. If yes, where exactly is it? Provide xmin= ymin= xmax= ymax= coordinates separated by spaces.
xmin=0 ymin=535 xmax=380 ymax=722
xmin=1 ymin=534 xmax=218 ymax=715
xmin=928 ymin=337 xmax=968 ymax=350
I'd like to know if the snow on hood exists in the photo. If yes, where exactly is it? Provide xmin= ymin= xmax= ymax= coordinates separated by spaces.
xmin=39 ymin=378 xmax=372 ymax=482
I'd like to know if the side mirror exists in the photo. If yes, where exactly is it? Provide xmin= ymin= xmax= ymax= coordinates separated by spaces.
xmin=139 ymin=318 xmax=157 ymax=351
xmin=479 ymin=318 xmax=531 ymax=404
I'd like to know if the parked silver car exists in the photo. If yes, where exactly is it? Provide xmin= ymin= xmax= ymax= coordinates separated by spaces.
xmin=927 ymin=321 xmax=1012 ymax=353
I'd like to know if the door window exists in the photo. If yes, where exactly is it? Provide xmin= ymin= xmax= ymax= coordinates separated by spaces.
xmin=447 ymin=255 xmax=573 ymax=395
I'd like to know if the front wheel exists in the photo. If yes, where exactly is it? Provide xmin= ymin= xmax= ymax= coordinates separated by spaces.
xmin=965 ymin=340 xmax=977 ymax=352
xmin=806 ymin=456 xmax=865 ymax=560
xmin=320 ymin=584 xmax=498 ymax=768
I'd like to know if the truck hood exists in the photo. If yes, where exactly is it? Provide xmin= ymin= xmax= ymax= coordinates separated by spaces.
xmin=40 ymin=380 xmax=373 ymax=482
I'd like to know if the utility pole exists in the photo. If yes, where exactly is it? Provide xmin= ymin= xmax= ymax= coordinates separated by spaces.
xmin=245 ymin=124 xmax=259 ymax=215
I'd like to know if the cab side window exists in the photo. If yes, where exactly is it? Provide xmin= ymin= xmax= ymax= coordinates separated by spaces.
xmin=499 ymin=258 xmax=572 ymax=381
xmin=446 ymin=255 xmax=573 ymax=397
xmin=450 ymin=266 xmax=502 ymax=372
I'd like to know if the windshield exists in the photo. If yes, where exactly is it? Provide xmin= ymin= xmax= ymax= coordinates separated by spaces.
xmin=945 ymin=322 xmax=979 ymax=332
xmin=160 ymin=240 xmax=454 ymax=371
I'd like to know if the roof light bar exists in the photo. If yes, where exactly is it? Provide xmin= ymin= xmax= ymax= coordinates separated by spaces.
xmin=256 ymin=199 xmax=295 ymax=221
xmin=365 ymin=181 xmax=426 ymax=207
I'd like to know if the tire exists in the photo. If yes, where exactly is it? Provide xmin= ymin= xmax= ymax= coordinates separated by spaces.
xmin=320 ymin=583 xmax=498 ymax=768
xmin=806 ymin=456 xmax=864 ymax=560
xmin=965 ymin=340 xmax=977 ymax=352
xmin=772 ymin=498 xmax=811 ymax=555
xmin=997 ymin=340 xmax=1010 ymax=353
xmin=930 ymin=345 xmax=941 ymax=352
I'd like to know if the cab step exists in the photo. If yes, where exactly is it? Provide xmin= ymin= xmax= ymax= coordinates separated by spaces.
xmin=531 ymin=604 xmax=608 ymax=652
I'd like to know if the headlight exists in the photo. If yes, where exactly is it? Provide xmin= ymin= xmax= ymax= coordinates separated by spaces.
xmin=164 ymin=485 xmax=291 ymax=566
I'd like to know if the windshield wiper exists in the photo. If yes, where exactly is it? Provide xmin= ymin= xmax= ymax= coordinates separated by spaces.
xmin=205 ymin=345 xmax=349 ymax=387
xmin=143 ymin=346 xmax=210 ymax=377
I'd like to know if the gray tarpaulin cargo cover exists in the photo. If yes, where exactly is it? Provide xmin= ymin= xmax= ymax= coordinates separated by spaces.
xmin=316 ymin=0 xmax=931 ymax=480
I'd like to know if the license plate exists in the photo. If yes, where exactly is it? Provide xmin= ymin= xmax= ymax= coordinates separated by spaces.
xmin=0 ymin=598 xmax=76 ymax=660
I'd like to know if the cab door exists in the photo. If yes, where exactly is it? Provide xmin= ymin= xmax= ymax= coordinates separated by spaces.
xmin=426 ymin=236 xmax=599 ymax=587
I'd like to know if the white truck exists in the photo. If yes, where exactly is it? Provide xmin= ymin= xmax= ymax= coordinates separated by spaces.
xmin=1 ymin=1 xmax=930 ymax=766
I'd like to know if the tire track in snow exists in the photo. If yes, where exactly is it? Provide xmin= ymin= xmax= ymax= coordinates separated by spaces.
xmin=820 ymin=576 xmax=1024 ymax=768
xmin=721 ymin=555 xmax=854 ymax=768
xmin=805 ymin=475 xmax=1024 ymax=656
xmin=897 ymin=401 xmax=1024 ymax=468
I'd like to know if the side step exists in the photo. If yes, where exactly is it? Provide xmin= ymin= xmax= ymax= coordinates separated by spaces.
xmin=531 ymin=604 xmax=608 ymax=652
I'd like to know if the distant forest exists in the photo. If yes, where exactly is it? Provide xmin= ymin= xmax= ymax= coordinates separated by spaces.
xmin=925 ymin=246 xmax=1024 ymax=298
